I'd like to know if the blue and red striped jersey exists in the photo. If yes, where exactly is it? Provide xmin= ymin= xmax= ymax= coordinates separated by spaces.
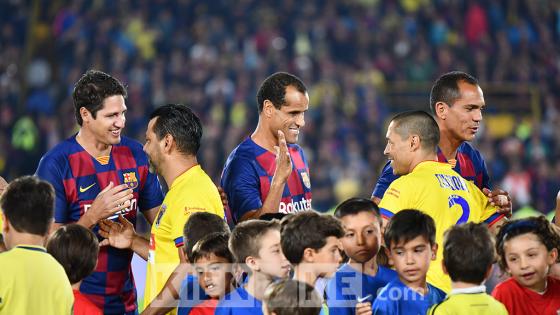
xmin=372 ymin=142 xmax=490 ymax=199
xmin=36 ymin=135 xmax=163 ymax=314
xmin=220 ymin=137 xmax=312 ymax=224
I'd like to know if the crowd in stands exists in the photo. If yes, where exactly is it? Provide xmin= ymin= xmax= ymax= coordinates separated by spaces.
xmin=1 ymin=0 xmax=560 ymax=214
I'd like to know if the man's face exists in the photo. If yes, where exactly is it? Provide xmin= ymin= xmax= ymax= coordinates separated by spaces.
xmin=143 ymin=118 xmax=163 ymax=173
xmin=384 ymin=121 xmax=412 ymax=175
xmin=270 ymin=86 xmax=309 ymax=144
xmin=84 ymin=95 xmax=127 ymax=146
xmin=438 ymin=81 xmax=485 ymax=142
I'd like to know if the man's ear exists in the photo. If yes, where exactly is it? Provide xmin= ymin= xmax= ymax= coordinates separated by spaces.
xmin=302 ymin=248 xmax=315 ymax=263
xmin=263 ymin=100 xmax=275 ymax=118
xmin=80 ymin=107 xmax=92 ymax=124
xmin=162 ymin=134 xmax=174 ymax=153
xmin=435 ymin=101 xmax=448 ymax=120
xmin=1 ymin=212 xmax=8 ymax=234
xmin=410 ymin=135 xmax=421 ymax=151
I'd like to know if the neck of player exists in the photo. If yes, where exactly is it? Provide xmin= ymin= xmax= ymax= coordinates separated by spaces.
xmin=438 ymin=128 xmax=462 ymax=161
xmin=76 ymin=129 xmax=112 ymax=157
xmin=251 ymin=123 xmax=280 ymax=153
xmin=245 ymin=272 xmax=274 ymax=301
xmin=161 ymin=155 xmax=198 ymax=188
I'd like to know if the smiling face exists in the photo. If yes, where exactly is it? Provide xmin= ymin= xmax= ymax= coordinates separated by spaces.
xmin=269 ymin=85 xmax=309 ymax=144
xmin=82 ymin=95 xmax=127 ymax=146
xmin=195 ymin=253 xmax=233 ymax=298
xmin=254 ymin=229 xmax=292 ymax=279
xmin=340 ymin=211 xmax=382 ymax=264
xmin=384 ymin=121 xmax=413 ymax=175
xmin=388 ymin=235 xmax=437 ymax=287
xmin=437 ymin=81 xmax=485 ymax=142
xmin=503 ymin=233 xmax=558 ymax=292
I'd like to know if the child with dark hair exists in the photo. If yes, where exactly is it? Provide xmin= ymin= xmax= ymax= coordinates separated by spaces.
xmin=364 ymin=210 xmax=445 ymax=315
xmin=492 ymin=216 xmax=560 ymax=315
xmin=427 ymin=223 xmax=507 ymax=314
xmin=263 ymin=279 xmax=322 ymax=315
xmin=47 ymin=224 xmax=102 ymax=315
xmin=216 ymin=219 xmax=291 ymax=315
xmin=281 ymin=211 xmax=345 ymax=288
xmin=326 ymin=198 xmax=397 ymax=315
xmin=180 ymin=232 xmax=234 ymax=315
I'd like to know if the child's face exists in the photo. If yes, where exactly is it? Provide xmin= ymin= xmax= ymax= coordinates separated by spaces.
xmin=503 ymin=233 xmax=558 ymax=292
xmin=388 ymin=235 xmax=436 ymax=286
xmin=312 ymin=236 xmax=343 ymax=278
xmin=195 ymin=253 xmax=233 ymax=298
xmin=255 ymin=229 xmax=291 ymax=278
xmin=340 ymin=212 xmax=381 ymax=264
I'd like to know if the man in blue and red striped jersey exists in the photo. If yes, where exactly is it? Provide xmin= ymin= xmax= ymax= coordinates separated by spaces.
xmin=372 ymin=71 xmax=511 ymax=214
xmin=221 ymin=72 xmax=312 ymax=225
xmin=36 ymin=70 xmax=164 ymax=314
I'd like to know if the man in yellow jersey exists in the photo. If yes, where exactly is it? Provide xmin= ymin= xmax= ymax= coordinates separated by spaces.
xmin=99 ymin=104 xmax=224 ymax=315
xmin=378 ymin=110 xmax=507 ymax=293
xmin=0 ymin=176 xmax=74 ymax=315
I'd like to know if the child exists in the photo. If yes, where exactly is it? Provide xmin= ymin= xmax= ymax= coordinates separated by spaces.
xmin=492 ymin=216 xmax=560 ymax=315
xmin=262 ymin=279 xmax=322 ymax=315
xmin=215 ymin=219 xmax=291 ymax=315
xmin=427 ymin=222 xmax=507 ymax=314
xmin=365 ymin=209 xmax=445 ymax=315
xmin=177 ymin=212 xmax=231 ymax=315
xmin=281 ymin=211 xmax=345 ymax=288
xmin=326 ymin=198 xmax=397 ymax=315
xmin=47 ymin=224 xmax=102 ymax=315
xmin=0 ymin=176 xmax=73 ymax=315
xmin=184 ymin=232 xmax=234 ymax=315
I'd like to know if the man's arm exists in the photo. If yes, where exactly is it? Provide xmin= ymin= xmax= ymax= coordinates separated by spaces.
xmin=98 ymin=215 xmax=150 ymax=260
xmin=143 ymin=206 xmax=160 ymax=225
xmin=482 ymin=188 xmax=512 ymax=216
xmin=371 ymin=161 xmax=398 ymax=205
xmin=238 ymin=131 xmax=293 ymax=222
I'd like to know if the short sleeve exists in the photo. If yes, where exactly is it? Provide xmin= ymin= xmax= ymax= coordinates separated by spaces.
xmin=372 ymin=162 xmax=399 ymax=199
xmin=221 ymin=157 xmax=262 ymax=222
xmin=35 ymin=154 xmax=70 ymax=223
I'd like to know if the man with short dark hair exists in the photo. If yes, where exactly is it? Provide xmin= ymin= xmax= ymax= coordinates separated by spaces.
xmin=221 ymin=72 xmax=312 ymax=224
xmin=372 ymin=71 xmax=511 ymax=213
xmin=36 ymin=69 xmax=164 ymax=314
xmin=0 ymin=176 xmax=74 ymax=315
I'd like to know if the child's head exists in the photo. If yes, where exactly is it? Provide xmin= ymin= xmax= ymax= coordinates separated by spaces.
xmin=191 ymin=232 xmax=234 ymax=299
xmin=281 ymin=211 xmax=344 ymax=278
xmin=496 ymin=216 xmax=560 ymax=292
xmin=183 ymin=212 xmax=230 ymax=262
xmin=229 ymin=219 xmax=291 ymax=278
xmin=47 ymin=224 xmax=99 ymax=285
xmin=442 ymin=222 xmax=495 ymax=285
xmin=0 ymin=176 xmax=55 ymax=248
xmin=334 ymin=198 xmax=382 ymax=264
xmin=384 ymin=210 xmax=437 ymax=285
xmin=262 ymin=279 xmax=322 ymax=315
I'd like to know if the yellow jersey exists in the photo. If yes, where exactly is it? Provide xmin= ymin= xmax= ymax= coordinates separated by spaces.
xmin=428 ymin=286 xmax=508 ymax=315
xmin=144 ymin=165 xmax=224 ymax=313
xmin=0 ymin=245 xmax=74 ymax=314
xmin=379 ymin=161 xmax=504 ymax=293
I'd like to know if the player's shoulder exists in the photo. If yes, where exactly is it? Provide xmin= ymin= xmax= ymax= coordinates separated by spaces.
xmin=458 ymin=142 xmax=483 ymax=159
xmin=225 ymin=138 xmax=259 ymax=165
xmin=38 ymin=136 xmax=79 ymax=167
xmin=118 ymin=136 xmax=145 ymax=153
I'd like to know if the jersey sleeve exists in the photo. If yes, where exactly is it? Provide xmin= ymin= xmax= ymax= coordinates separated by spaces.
xmin=372 ymin=162 xmax=399 ymax=199
xmin=378 ymin=180 xmax=409 ymax=220
xmin=221 ymin=157 xmax=262 ymax=222
xmin=35 ymin=154 xmax=70 ymax=223
xmin=469 ymin=182 xmax=504 ymax=226
xmin=480 ymin=156 xmax=491 ymax=190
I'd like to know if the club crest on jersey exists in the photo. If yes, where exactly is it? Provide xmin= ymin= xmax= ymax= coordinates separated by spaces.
xmin=123 ymin=172 xmax=138 ymax=189
xmin=155 ymin=204 xmax=167 ymax=228
xmin=300 ymin=171 xmax=311 ymax=189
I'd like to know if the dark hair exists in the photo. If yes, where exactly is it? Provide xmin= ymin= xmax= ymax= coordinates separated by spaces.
xmin=229 ymin=219 xmax=280 ymax=264
xmin=47 ymin=224 xmax=99 ymax=284
xmin=72 ymin=69 xmax=127 ymax=126
xmin=495 ymin=216 xmax=560 ymax=271
xmin=256 ymin=72 xmax=307 ymax=113
xmin=443 ymin=222 xmax=495 ymax=284
xmin=281 ymin=211 xmax=344 ymax=265
xmin=0 ymin=176 xmax=54 ymax=236
xmin=384 ymin=209 xmax=436 ymax=248
xmin=391 ymin=110 xmax=440 ymax=153
xmin=263 ymin=279 xmax=322 ymax=315
xmin=183 ymin=212 xmax=230 ymax=262
xmin=429 ymin=71 xmax=478 ymax=114
xmin=334 ymin=197 xmax=381 ymax=222
xmin=191 ymin=232 xmax=234 ymax=264
xmin=149 ymin=104 xmax=203 ymax=156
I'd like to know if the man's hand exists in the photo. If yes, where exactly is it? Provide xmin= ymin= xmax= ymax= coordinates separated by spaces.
xmin=483 ymin=188 xmax=512 ymax=216
xmin=217 ymin=186 xmax=228 ymax=208
xmin=80 ymin=182 xmax=134 ymax=228
xmin=273 ymin=130 xmax=292 ymax=183
xmin=98 ymin=215 xmax=135 ymax=249
xmin=0 ymin=176 xmax=8 ymax=196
